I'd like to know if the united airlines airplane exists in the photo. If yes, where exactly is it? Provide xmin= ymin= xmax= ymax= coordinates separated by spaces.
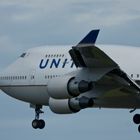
xmin=0 ymin=30 xmax=140 ymax=132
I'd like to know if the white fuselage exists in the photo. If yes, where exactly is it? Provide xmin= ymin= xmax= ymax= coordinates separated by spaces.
xmin=0 ymin=45 xmax=140 ymax=107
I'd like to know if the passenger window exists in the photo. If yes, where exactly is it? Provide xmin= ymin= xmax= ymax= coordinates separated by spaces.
xmin=31 ymin=75 xmax=34 ymax=79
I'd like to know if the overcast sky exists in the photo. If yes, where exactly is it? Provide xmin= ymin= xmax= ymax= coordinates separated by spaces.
xmin=0 ymin=0 xmax=140 ymax=139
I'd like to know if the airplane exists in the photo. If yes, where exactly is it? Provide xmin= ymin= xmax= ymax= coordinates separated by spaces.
xmin=0 ymin=30 xmax=140 ymax=132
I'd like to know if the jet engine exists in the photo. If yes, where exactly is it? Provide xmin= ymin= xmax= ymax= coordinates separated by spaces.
xmin=47 ymin=76 xmax=91 ymax=99
xmin=49 ymin=97 xmax=94 ymax=114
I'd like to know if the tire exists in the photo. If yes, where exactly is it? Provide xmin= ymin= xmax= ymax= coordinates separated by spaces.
xmin=38 ymin=120 xmax=45 ymax=129
xmin=133 ymin=114 xmax=140 ymax=124
xmin=32 ymin=119 xmax=39 ymax=129
xmin=138 ymin=125 xmax=140 ymax=133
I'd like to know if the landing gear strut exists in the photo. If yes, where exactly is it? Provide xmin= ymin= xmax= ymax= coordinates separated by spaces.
xmin=32 ymin=105 xmax=45 ymax=129
xmin=133 ymin=114 xmax=140 ymax=133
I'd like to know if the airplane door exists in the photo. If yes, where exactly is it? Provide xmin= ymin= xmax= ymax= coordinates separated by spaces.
xmin=29 ymin=69 xmax=36 ymax=85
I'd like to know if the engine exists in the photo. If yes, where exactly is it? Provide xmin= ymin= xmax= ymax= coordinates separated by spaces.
xmin=49 ymin=97 xmax=94 ymax=114
xmin=47 ymin=76 xmax=91 ymax=99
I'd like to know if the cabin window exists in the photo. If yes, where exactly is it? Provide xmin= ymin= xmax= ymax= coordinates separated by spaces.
xmin=31 ymin=75 xmax=34 ymax=79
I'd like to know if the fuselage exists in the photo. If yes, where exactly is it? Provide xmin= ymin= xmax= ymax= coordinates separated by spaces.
xmin=0 ymin=45 xmax=140 ymax=107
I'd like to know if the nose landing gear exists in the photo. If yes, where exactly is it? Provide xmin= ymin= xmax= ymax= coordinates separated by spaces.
xmin=32 ymin=105 xmax=45 ymax=129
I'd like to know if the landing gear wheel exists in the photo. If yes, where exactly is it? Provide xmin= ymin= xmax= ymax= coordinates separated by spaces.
xmin=133 ymin=114 xmax=140 ymax=124
xmin=32 ymin=119 xmax=39 ymax=129
xmin=138 ymin=125 xmax=140 ymax=133
xmin=38 ymin=120 xmax=45 ymax=129
xmin=32 ymin=119 xmax=45 ymax=129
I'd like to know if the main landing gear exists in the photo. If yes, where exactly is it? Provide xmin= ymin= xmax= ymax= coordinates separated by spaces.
xmin=133 ymin=114 xmax=140 ymax=133
xmin=32 ymin=105 xmax=45 ymax=129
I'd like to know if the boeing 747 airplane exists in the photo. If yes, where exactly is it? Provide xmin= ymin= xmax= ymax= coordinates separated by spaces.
xmin=0 ymin=30 xmax=140 ymax=132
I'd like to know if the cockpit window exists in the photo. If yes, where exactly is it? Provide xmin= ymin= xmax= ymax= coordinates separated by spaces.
xmin=20 ymin=53 xmax=26 ymax=58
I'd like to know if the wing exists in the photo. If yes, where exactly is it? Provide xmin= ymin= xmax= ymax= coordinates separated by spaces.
xmin=69 ymin=30 xmax=140 ymax=94
xmin=69 ymin=30 xmax=118 ymax=68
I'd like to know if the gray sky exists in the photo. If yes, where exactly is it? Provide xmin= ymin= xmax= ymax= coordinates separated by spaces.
xmin=0 ymin=0 xmax=140 ymax=139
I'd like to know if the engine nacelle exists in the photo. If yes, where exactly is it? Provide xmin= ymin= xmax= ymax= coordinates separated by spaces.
xmin=47 ymin=76 xmax=91 ymax=99
xmin=49 ymin=97 xmax=94 ymax=114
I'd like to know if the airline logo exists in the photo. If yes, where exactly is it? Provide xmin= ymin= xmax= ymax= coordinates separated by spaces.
xmin=39 ymin=58 xmax=75 ymax=69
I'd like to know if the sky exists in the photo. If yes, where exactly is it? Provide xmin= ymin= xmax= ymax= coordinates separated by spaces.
xmin=0 ymin=0 xmax=140 ymax=139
